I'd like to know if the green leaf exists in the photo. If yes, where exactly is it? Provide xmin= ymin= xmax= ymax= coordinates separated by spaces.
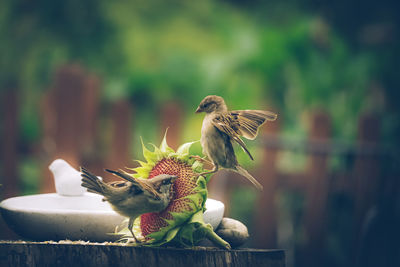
xmin=175 ymin=210 xmax=230 ymax=249
xmin=176 ymin=140 xmax=198 ymax=159
xmin=141 ymin=138 xmax=159 ymax=163
xmin=161 ymin=226 xmax=180 ymax=243
xmin=131 ymin=166 xmax=151 ymax=178
xmin=160 ymin=129 xmax=174 ymax=154
xmin=145 ymin=227 xmax=180 ymax=247
xmin=149 ymin=144 xmax=163 ymax=161
xmin=191 ymin=160 xmax=204 ymax=172
xmin=135 ymin=160 xmax=148 ymax=168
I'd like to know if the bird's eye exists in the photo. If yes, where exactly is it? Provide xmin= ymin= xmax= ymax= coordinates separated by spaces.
xmin=203 ymin=103 xmax=210 ymax=108
xmin=162 ymin=179 xmax=170 ymax=185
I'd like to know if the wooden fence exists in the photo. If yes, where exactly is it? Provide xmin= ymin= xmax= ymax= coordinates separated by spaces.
xmin=206 ymin=109 xmax=392 ymax=267
xmin=1 ymin=64 xmax=396 ymax=267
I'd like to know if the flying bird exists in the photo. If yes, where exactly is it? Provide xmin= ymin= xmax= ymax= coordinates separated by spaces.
xmin=195 ymin=95 xmax=277 ymax=190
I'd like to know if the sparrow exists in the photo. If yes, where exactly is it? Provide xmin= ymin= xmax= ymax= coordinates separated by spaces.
xmin=195 ymin=95 xmax=277 ymax=190
xmin=80 ymin=167 xmax=177 ymax=242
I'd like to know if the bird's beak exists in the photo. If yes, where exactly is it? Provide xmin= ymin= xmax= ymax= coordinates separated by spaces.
xmin=171 ymin=175 xmax=178 ymax=182
xmin=195 ymin=106 xmax=201 ymax=113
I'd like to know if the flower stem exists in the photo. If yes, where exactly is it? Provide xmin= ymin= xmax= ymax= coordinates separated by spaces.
xmin=203 ymin=224 xmax=231 ymax=250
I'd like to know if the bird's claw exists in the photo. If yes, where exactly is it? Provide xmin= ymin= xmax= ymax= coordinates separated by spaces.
xmin=189 ymin=155 xmax=212 ymax=165
xmin=195 ymin=169 xmax=218 ymax=177
xmin=124 ymin=238 xmax=142 ymax=246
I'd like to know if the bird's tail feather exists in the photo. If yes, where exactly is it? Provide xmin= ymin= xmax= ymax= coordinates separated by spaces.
xmin=234 ymin=165 xmax=263 ymax=190
xmin=80 ymin=167 xmax=107 ymax=196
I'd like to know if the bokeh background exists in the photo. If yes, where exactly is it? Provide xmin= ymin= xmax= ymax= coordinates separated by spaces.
xmin=1 ymin=0 xmax=399 ymax=266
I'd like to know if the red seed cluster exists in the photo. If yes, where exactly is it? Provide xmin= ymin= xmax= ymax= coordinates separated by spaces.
xmin=140 ymin=158 xmax=199 ymax=237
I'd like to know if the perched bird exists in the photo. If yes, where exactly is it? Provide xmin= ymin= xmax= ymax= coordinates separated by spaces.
xmin=80 ymin=167 xmax=177 ymax=242
xmin=195 ymin=95 xmax=277 ymax=190
xmin=49 ymin=159 xmax=86 ymax=196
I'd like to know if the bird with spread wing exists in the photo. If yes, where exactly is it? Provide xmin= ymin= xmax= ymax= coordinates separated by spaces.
xmin=195 ymin=95 xmax=277 ymax=190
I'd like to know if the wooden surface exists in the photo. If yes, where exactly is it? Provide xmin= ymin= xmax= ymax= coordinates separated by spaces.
xmin=0 ymin=241 xmax=285 ymax=267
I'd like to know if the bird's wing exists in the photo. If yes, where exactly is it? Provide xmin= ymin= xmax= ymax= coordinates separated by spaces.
xmin=105 ymin=169 xmax=159 ymax=198
xmin=105 ymin=169 xmax=137 ymax=183
xmin=229 ymin=110 xmax=277 ymax=140
xmin=212 ymin=114 xmax=255 ymax=160
xmin=108 ymin=181 xmax=128 ymax=187
xmin=108 ymin=181 xmax=144 ymax=195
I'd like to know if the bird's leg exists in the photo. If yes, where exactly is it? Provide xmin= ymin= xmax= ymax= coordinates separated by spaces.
xmin=190 ymin=155 xmax=213 ymax=165
xmin=128 ymin=217 xmax=140 ymax=243
xmin=197 ymin=163 xmax=219 ymax=176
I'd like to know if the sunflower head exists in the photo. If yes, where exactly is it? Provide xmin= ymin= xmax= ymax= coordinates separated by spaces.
xmin=116 ymin=133 xmax=229 ymax=248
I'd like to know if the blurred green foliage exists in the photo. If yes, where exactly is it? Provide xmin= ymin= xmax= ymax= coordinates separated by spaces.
xmin=1 ymin=0 xmax=388 ymax=147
